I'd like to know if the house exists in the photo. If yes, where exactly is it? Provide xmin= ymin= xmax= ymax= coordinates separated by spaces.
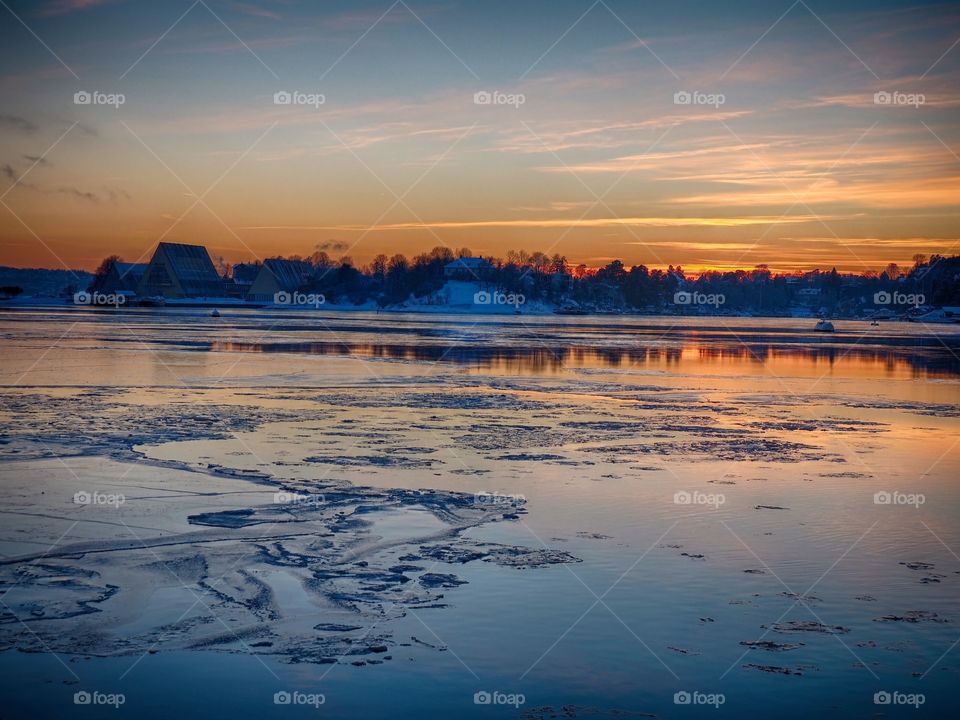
xmin=227 ymin=262 xmax=261 ymax=298
xmin=247 ymin=259 xmax=314 ymax=302
xmin=92 ymin=261 xmax=147 ymax=296
xmin=444 ymin=256 xmax=491 ymax=278
xmin=137 ymin=242 xmax=224 ymax=298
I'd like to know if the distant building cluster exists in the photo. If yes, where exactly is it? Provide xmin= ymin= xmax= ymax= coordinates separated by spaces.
xmin=443 ymin=256 xmax=491 ymax=278
xmin=82 ymin=242 xmax=960 ymax=319
xmin=91 ymin=242 xmax=496 ymax=304
xmin=91 ymin=242 xmax=319 ymax=302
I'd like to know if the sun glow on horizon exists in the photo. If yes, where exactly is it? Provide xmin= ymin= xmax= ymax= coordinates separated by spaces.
xmin=0 ymin=0 xmax=957 ymax=274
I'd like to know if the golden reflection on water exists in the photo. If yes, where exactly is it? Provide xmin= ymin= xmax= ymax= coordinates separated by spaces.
xmin=208 ymin=340 xmax=959 ymax=381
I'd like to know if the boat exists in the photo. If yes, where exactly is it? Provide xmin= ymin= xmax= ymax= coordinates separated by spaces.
xmin=210 ymin=309 xmax=220 ymax=317
xmin=870 ymin=320 xmax=880 ymax=327
xmin=814 ymin=319 xmax=835 ymax=332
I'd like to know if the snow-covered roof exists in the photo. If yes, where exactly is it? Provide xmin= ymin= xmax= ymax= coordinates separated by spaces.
xmin=261 ymin=258 xmax=314 ymax=291
xmin=445 ymin=257 xmax=489 ymax=270
xmin=113 ymin=262 xmax=147 ymax=280
xmin=139 ymin=242 xmax=223 ymax=297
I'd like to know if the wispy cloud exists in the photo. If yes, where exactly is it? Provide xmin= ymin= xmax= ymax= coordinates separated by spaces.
xmin=22 ymin=155 xmax=51 ymax=167
xmin=228 ymin=2 xmax=282 ymax=21
xmin=1 ymin=0 xmax=958 ymax=270
xmin=0 ymin=114 xmax=37 ymax=134
xmin=55 ymin=186 xmax=99 ymax=202
xmin=36 ymin=0 xmax=118 ymax=17
xmin=670 ymin=175 xmax=960 ymax=209
xmin=238 ymin=215 xmax=841 ymax=232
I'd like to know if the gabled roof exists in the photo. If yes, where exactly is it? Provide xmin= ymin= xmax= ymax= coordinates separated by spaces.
xmin=446 ymin=257 xmax=489 ymax=270
xmin=138 ymin=242 xmax=223 ymax=297
xmin=113 ymin=262 xmax=147 ymax=282
xmin=91 ymin=260 xmax=147 ymax=293
xmin=231 ymin=262 xmax=261 ymax=285
xmin=261 ymin=258 xmax=314 ymax=291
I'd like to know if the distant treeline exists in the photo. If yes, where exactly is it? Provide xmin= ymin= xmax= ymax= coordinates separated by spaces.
xmin=239 ymin=247 xmax=960 ymax=313
xmin=14 ymin=249 xmax=958 ymax=313
xmin=0 ymin=266 xmax=93 ymax=298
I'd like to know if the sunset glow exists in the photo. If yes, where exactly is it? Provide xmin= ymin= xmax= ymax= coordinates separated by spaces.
xmin=0 ymin=0 xmax=958 ymax=273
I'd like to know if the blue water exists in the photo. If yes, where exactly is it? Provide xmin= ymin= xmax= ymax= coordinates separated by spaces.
xmin=1 ymin=307 xmax=959 ymax=718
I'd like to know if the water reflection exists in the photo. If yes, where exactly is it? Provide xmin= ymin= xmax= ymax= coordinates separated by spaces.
xmin=4 ymin=307 xmax=958 ymax=380
xmin=207 ymin=340 xmax=960 ymax=378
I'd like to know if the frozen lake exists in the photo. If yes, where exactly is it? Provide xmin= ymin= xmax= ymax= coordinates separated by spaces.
xmin=1 ymin=306 xmax=958 ymax=718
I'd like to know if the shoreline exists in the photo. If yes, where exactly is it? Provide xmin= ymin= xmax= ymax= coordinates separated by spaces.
xmin=2 ymin=297 xmax=956 ymax=324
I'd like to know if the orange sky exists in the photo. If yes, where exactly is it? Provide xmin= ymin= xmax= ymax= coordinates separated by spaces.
xmin=1 ymin=0 xmax=958 ymax=273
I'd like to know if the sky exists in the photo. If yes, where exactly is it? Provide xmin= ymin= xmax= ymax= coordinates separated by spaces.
xmin=0 ymin=0 xmax=958 ymax=273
